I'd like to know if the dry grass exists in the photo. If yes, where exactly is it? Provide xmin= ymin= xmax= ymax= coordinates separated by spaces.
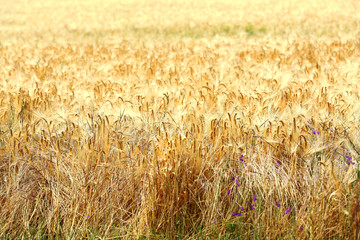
xmin=0 ymin=0 xmax=360 ymax=239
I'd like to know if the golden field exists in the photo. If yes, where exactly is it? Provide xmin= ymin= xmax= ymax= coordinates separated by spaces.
xmin=0 ymin=0 xmax=360 ymax=239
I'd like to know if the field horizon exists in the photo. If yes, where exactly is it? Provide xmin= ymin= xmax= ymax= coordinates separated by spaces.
xmin=1 ymin=0 xmax=360 ymax=239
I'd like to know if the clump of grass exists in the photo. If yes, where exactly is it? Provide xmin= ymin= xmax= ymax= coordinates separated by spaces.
xmin=244 ymin=23 xmax=255 ymax=36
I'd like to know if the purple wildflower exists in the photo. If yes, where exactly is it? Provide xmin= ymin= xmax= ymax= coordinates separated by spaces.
xmin=253 ymin=195 xmax=257 ymax=201
xmin=241 ymin=207 xmax=245 ymax=211
xmin=233 ymin=212 xmax=237 ymax=216
xmin=299 ymin=226 xmax=303 ymax=231
xmin=237 ymin=213 xmax=241 ymax=216
xmin=286 ymin=209 xmax=291 ymax=214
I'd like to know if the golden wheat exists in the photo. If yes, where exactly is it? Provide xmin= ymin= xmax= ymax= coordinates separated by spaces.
xmin=0 ymin=0 xmax=360 ymax=239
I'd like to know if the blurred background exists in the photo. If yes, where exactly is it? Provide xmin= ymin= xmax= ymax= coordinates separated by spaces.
xmin=1 ymin=0 xmax=359 ymax=44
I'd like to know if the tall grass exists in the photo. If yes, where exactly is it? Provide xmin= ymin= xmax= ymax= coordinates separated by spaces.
xmin=0 ymin=38 xmax=359 ymax=239
xmin=1 ymin=0 xmax=360 ymax=239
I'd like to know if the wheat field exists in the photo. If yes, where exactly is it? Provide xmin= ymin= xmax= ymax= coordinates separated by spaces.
xmin=0 ymin=0 xmax=360 ymax=239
